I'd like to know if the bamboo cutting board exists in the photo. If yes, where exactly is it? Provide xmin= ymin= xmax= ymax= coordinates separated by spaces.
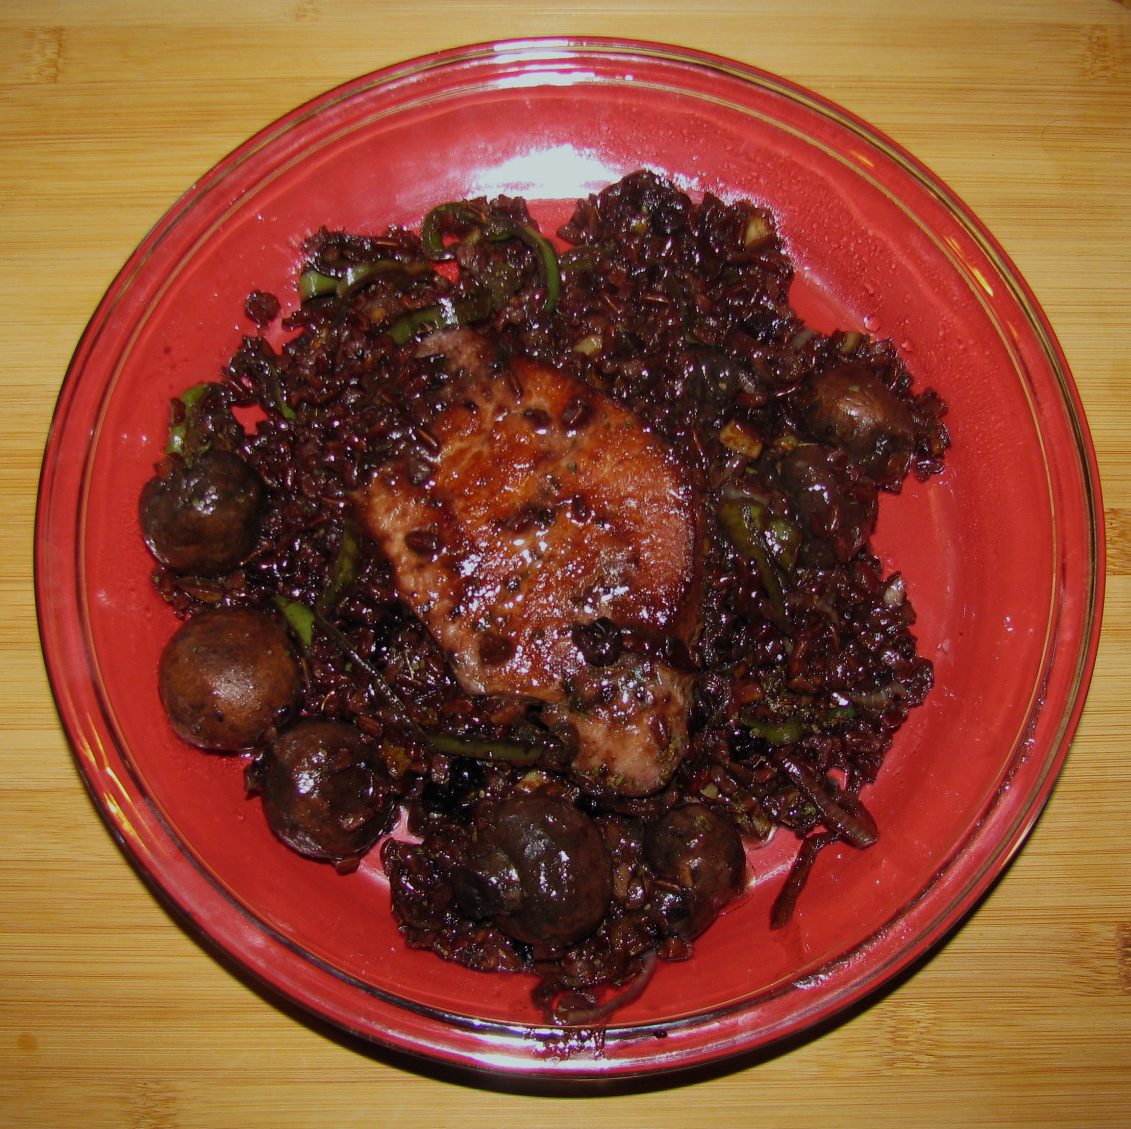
xmin=1 ymin=1 xmax=1129 ymax=1126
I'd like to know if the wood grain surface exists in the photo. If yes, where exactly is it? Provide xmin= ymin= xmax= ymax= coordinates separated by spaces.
xmin=2 ymin=1 xmax=1129 ymax=1126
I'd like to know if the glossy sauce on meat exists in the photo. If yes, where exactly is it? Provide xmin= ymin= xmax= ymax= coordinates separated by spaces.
xmin=355 ymin=329 xmax=700 ymax=795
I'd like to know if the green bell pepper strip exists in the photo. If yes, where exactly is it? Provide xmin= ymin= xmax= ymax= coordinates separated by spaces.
xmin=273 ymin=595 xmax=315 ymax=650
xmin=424 ymin=731 xmax=546 ymax=767
xmin=744 ymin=717 xmax=805 ymax=745
xmin=164 ymin=383 xmax=212 ymax=457
xmin=388 ymin=290 xmax=493 ymax=345
xmin=316 ymin=523 xmax=359 ymax=614
xmin=164 ymin=381 xmax=249 ymax=459
xmin=420 ymin=202 xmax=489 ymax=260
xmin=300 ymin=260 xmax=436 ymax=304
xmin=267 ymin=358 xmax=296 ymax=421
xmin=509 ymin=222 xmax=561 ymax=313
xmin=298 ymin=269 xmax=338 ymax=301
xmin=717 ymin=499 xmax=789 ymax=630
xmin=420 ymin=201 xmax=561 ymax=314
xmin=559 ymin=245 xmax=608 ymax=275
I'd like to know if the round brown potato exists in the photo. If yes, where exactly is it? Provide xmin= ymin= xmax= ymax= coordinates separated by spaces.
xmin=248 ymin=719 xmax=394 ymax=864
xmin=457 ymin=794 xmax=613 ymax=948
xmin=158 ymin=607 xmax=303 ymax=751
xmin=139 ymin=449 xmax=263 ymax=576
xmin=805 ymin=365 xmax=915 ymax=483
xmin=645 ymin=803 xmax=746 ymax=938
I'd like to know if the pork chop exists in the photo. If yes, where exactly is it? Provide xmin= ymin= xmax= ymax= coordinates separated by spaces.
xmin=355 ymin=329 xmax=701 ymax=795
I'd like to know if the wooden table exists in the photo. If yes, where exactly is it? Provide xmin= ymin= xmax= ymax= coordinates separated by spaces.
xmin=3 ymin=1 xmax=1128 ymax=1124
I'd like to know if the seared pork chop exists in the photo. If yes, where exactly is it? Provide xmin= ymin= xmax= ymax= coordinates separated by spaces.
xmin=355 ymin=329 xmax=701 ymax=795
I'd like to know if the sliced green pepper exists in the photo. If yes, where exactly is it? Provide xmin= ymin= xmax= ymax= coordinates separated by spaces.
xmin=822 ymin=704 xmax=858 ymax=726
xmin=717 ymin=499 xmax=789 ymax=630
xmin=226 ymin=343 xmax=295 ymax=421
xmin=273 ymin=594 xmax=315 ymax=650
xmin=164 ymin=383 xmax=212 ymax=457
xmin=298 ymin=268 xmax=339 ymax=302
xmin=745 ymin=717 xmax=805 ymax=745
xmin=508 ymin=222 xmax=561 ymax=313
xmin=419 ymin=200 xmax=561 ymax=313
xmin=316 ymin=522 xmax=360 ymax=613
xmin=268 ymin=360 xmax=296 ymax=421
xmin=164 ymin=381 xmax=246 ymax=460
xmin=420 ymin=202 xmax=490 ymax=261
xmin=300 ymin=260 xmax=435 ymax=304
xmin=480 ymin=258 xmax=522 ymax=310
xmin=559 ymin=245 xmax=608 ymax=275
xmin=423 ymin=731 xmax=547 ymax=767
xmin=764 ymin=517 xmax=801 ymax=572
xmin=388 ymin=290 xmax=493 ymax=345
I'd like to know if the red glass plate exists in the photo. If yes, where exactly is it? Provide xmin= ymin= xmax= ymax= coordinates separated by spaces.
xmin=36 ymin=39 xmax=1103 ymax=1078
